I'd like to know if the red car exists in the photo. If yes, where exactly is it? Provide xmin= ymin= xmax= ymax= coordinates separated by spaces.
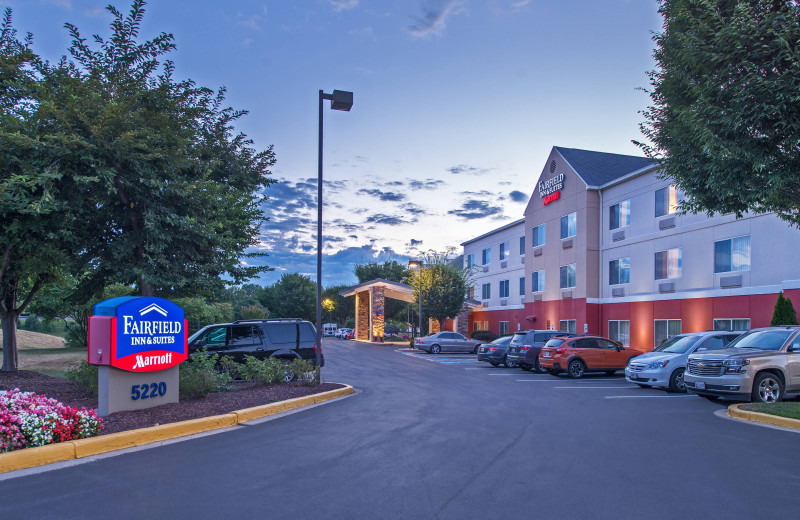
xmin=539 ymin=335 xmax=643 ymax=378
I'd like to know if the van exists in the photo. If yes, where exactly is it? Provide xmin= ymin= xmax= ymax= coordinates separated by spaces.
xmin=323 ymin=323 xmax=338 ymax=336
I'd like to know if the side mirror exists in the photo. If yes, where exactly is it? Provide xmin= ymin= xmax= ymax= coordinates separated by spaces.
xmin=789 ymin=345 xmax=800 ymax=353
xmin=616 ymin=346 xmax=623 ymax=352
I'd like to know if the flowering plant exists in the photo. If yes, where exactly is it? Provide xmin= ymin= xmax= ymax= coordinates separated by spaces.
xmin=0 ymin=389 xmax=103 ymax=452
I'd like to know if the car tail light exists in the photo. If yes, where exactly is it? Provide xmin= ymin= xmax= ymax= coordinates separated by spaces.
xmin=556 ymin=348 xmax=567 ymax=354
xmin=415 ymin=338 xmax=421 ymax=344
xmin=520 ymin=346 xmax=530 ymax=351
xmin=489 ymin=347 xmax=497 ymax=351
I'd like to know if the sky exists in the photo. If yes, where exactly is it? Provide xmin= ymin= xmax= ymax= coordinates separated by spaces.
xmin=4 ymin=0 xmax=664 ymax=287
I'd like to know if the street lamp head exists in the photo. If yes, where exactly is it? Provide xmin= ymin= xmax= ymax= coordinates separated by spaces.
xmin=408 ymin=259 xmax=422 ymax=270
xmin=331 ymin=90 xmax=354 ymax=111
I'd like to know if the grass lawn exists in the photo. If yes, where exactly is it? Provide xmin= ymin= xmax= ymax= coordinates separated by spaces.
xmin=740 ymin=402 xmax=800 ymax=421
xmin=16 ymin=347 xmax=86 ymax=380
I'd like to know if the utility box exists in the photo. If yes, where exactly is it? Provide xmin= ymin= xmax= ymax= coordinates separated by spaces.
xmin=88 ymin=296 xmax=188 ymax=416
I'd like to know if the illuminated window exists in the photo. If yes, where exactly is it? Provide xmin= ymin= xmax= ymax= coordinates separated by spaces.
xmin=655 ymin=185 xmax=679 ymax=217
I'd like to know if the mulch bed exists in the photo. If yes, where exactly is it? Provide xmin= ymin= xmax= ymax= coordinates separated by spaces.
xmin=0 ymin=370 xmax=344 ymax=435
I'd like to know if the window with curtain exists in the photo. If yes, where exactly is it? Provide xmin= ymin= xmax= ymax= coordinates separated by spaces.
xmin=714 ymin=235 xmax=751 ymax=273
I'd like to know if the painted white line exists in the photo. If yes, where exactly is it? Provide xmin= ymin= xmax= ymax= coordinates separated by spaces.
xmin=605 ymin=395 xmax=697 ymax=399
xmin=464 ymin=367 xmax=495 ymax=370
xmin=486 ymin=373 xmax=518 ymax=376
xmin=554 ymin=386 xmax=633 ymax=389
xmin=516 ymin=379 xmax=560 ymax=382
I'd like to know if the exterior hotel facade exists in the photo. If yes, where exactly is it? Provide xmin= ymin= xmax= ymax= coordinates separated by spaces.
xmin=463 ymin=146 xmax=800 ymax=352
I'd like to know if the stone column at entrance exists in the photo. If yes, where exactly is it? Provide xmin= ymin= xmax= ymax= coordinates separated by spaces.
xmin=356 ymin=291 xmax=369 ymax=341
xmin=371 ymin=285 xmax=385 ymax=341
xmin=455 ymin=302 xmax=470 ymax=337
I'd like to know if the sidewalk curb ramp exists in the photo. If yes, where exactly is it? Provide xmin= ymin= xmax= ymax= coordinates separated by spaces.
xmin=1 ymin=384 xmax=353 ymax=474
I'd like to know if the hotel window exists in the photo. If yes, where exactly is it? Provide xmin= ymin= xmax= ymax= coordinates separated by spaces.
xmin=483 ymin=321 xmax=489 ymax=330
xmin=609 ymin=257 xmax=630 ymax=285
xmin=654 ymin=248 xmax=682 ymax=280
xmin=468 ymin=285 xmax=475 ymax=299
xmin=465 ymin=253 xmax=475 ymax=269
xmin=499 ymin=280 xmax=510 ymax=298
xmin=532 ymin=270 xmax=545 ymax=292
xmin=560 ymin=212 xmax=576 ymax=239
xmin=519 ymin=277 xmax=525 ymax=296
xmin=473 ymin=321 xmax=480 ymax=332
xmin=609 ymin=200 xmax=630 ymax=230
xmin=500 ymin=242 xmax=510 ymax=260
xmin=654 ymin=319 xmax=681 ymax=348
xmin=519 ymin=236 xmax=525 ymax=255
xmin=714 ymin=235 xmax=751 ymax=273
xmin=559 ymin=320 xmax=577 ymax=334
xmin=608 ymin=320 xmax=630 ymax=347
xmin=532 ymin=224 xmax=546 ymax=247
xmin=481 ymin=283 xmax=491 ymax=299
xmin=499 ymin=321 xmax=509 ymax=336
xmin=655 ymin=185 xmax=679 ymax=217
xmin=713 ymin=318 xmax=751 ymax=331
xmin=481 ymin=247 xmax=491 ymax=265
xmin=560 ymin=264 xmax=576 ymax=289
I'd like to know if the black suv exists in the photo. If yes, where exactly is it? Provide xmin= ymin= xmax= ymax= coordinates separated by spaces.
xmin=506 ymin=330 xmax=575 ymax=371
xmin=187 ymin=318 xmax=324 ymax=367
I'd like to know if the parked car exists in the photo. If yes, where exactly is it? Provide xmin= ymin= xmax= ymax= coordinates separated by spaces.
xmin=684 ymin=326 xmax=800 ymax=403
xmin=539 ymin=335 xmax=643 ymax=378
xmin=187 ymin=318 xmax=324 ymax=380
xmin=415 ymin=332 xmax=484 ymax=354
xmin=625 ymin=330 xmax=742 ymax=392
xmin=336 ymin=328 xmax=353 ymax=339
xmin=345 ymin=329 xmax=355 ymax=340
xmin=477 ymin=336 xmax=514 ymax=367
xmin=506 ymin=330 xmax=574 ymax=371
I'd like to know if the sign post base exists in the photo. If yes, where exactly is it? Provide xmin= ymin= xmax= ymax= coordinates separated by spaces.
xmin=97 ymin=365 xmax=180 ymax=416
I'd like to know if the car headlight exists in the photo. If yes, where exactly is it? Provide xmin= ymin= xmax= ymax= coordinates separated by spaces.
xmin=724 ymin=359 xmax=749 ymax=374
xmin=644 ymin=360 xmax=669 ymax=370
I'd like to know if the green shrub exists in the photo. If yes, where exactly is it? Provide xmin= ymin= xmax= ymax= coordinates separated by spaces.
xmin=288 ymin=358 xmax=318 ymax=386
xmin=65 ymin=361 xmax=99 ymax=396
xmin=218 ymin=355 xmax=241 ymax=380
xmin=179 ymin=349 xmax=231 ymax=398
xmin=239 ymin=356 xmax=285 ymax=385
xmin=471 ymin=330 xmax=499 ymax=342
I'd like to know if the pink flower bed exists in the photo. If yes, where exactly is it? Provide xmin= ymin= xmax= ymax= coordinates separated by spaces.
xmin=0 ymin=389 xmax=103 ymax=452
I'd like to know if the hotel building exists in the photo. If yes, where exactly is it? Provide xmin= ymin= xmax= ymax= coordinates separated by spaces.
xmin=464 ymin=146 xmax=800 ymax=352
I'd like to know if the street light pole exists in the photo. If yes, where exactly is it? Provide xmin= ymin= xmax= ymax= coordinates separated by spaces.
xmin=408 ymin=260 xmax=423 ymax=339
xmin=316 ymin=89 xmax=353 ymax=372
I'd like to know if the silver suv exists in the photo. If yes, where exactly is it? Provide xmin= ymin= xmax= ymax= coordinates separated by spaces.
xmin=684 ymin=326 xmax=800 ymax=403
xmin=625 ymin=331 xmax=742 ymax=392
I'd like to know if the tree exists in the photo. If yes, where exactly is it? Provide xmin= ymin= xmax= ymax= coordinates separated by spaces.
xmin=354 ymin=260 xmax=410 ymax=283
xmin=49 ymin=1 xmax=276 ymax=297
xmin=322 ymin=284 xmax=354 ymax=326
xmin=1 ymin=10 xmax=82 ymax=371
xmin=259 ymin=274 xmax=316 ymax=322
xmin=771 ymin=291 xmax=798 ymax=325
xmin=639 ymin=1 xmax=800 ymax=225
xmin=408 ymin=250 xmax=470 ymax=333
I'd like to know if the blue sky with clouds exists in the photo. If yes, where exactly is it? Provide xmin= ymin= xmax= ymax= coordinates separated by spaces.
xmin=5 ymin=0 xmax=663 ymax=287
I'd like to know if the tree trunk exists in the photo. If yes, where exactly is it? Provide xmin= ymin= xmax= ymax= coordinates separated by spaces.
xmin=1 ymin=308 xmax=19 ymax=372
xmin=141 ymin=281 xmax=155 ymax=297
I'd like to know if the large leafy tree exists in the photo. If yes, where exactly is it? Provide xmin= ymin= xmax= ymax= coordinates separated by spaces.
xmin=322 ymin=284 xmax=355 ymax=326
xmin=51 ymin=0 xmax=275 ymax=298
xmin=0 ymin=10 xmax=83 ymax=371
xmin=354 ymin=260 xmax=410 ymax=283
xmin=408 ymin=250 xmax=470 ymax=333
xmin=639 ymin=0 xmax=800 ymax=225
xmin=259 ymin=273 xmax=316 ymax=322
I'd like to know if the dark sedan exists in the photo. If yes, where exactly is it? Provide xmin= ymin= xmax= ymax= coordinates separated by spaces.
xmin=477 ymin=336 xmax=514 ymax=367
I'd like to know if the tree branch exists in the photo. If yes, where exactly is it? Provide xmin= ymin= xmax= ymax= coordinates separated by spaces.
xmin=17 ymin=276 xmax=44 ymax=315
xmin=0 ymin=243 xmax=14 ymax=282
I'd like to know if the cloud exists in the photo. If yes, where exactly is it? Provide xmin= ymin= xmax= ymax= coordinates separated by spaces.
xmin=511 ymin=0 xmax=532 ymax=9
xmin=408 ymin=179 xmax=446 ymax=190
xmin=448 ymin=199 xmax=504 ymax=220
xmin=407 ymin=0 xmax=464 ymax=38
xmin=459 ymin=189 xmax=494 ymax=197
xmin=261 ymin=179 xmax=317 ymax=219
xmin=409 ymin=239 xmax=423 ymax=246
xmin=237 ymin=12 xmax=262 ymax=30
xmin=400 ymin=203 xmax=429 ymax=215
xmin=329 ymin=0 xmax=359 ymax=11
xmin=48 ymin=0 xmax=71 ymax=8
xmin=83 ymin=6 xmax=112 ymax=18
xmin=447 ymin=164 xmax=492 ymax=176
xmin=358 ymin=188 xmax=406 ymax=202
xmin=365 ymin=214 xmax=413 ymax=226
xmin=509 ymin=190 xmax=527 ymax=202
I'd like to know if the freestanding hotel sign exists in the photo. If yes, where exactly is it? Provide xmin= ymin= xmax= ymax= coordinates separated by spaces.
xmin=88 ymin=297 xmax=188 ymax=415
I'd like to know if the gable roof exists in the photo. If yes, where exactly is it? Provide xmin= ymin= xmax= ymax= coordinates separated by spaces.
xmin=553 ymin=146 xmax=655 ymax=188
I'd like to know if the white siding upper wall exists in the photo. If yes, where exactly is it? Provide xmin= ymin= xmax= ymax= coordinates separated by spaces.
xmin=463 ymin=220 xmax=526 ymax=310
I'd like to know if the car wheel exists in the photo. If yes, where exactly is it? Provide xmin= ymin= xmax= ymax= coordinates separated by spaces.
xmin=636 ymin=383 xmax=652 ymax=389
xmin=282 ymin=366 xmax=296 ymax=383
xmin=752 ymin=372 xmax=784 ymax=403
xmin=473 ymin=344 xmax=481 ymax=354
xmin=503 ymin=356 xmax=517 ymax=368
xmin=536 ymin=359 xmax=548 ymax=374
xmin=490 ymin=362 xmax=499 ymax=367
xmin=668 ymin=368 xmax=687 ymax=393
xmin=567 ymin=359 xmax=585 ymax=379
xmin=430 ymin=344 xmax=441 ymax=354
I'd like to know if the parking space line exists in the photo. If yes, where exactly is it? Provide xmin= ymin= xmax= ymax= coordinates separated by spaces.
xmin=604 ymin=395 xmax=697 ymax=399
xmin=554 ymin=386 xmax=633 ymax=389
xmin=486 ymin=373 xmax=518 ymax=376
xmin=516 ymin=379 xmax=560 ymax=382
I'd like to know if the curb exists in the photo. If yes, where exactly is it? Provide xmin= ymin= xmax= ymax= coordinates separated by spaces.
xmin=728 ymin=403 xmax=800 ymax=430
xmin=0 ymin=384 xmax=353 ymax=474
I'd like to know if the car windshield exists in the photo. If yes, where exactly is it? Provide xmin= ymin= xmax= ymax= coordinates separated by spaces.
xmin=509 ymin=333 xmax=527 ymax=345
xmin=727 ymin=330 xmax=794 ymax=351
xmin=187 ymin=328 xmax=207 ymax=344
xmin=492 ymin=336 xmax=512 ymax=345
xmin=543 ymin=339 xmax=565 ymax=348
xmin=655 ymin=335 xmax=699 ymax=354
